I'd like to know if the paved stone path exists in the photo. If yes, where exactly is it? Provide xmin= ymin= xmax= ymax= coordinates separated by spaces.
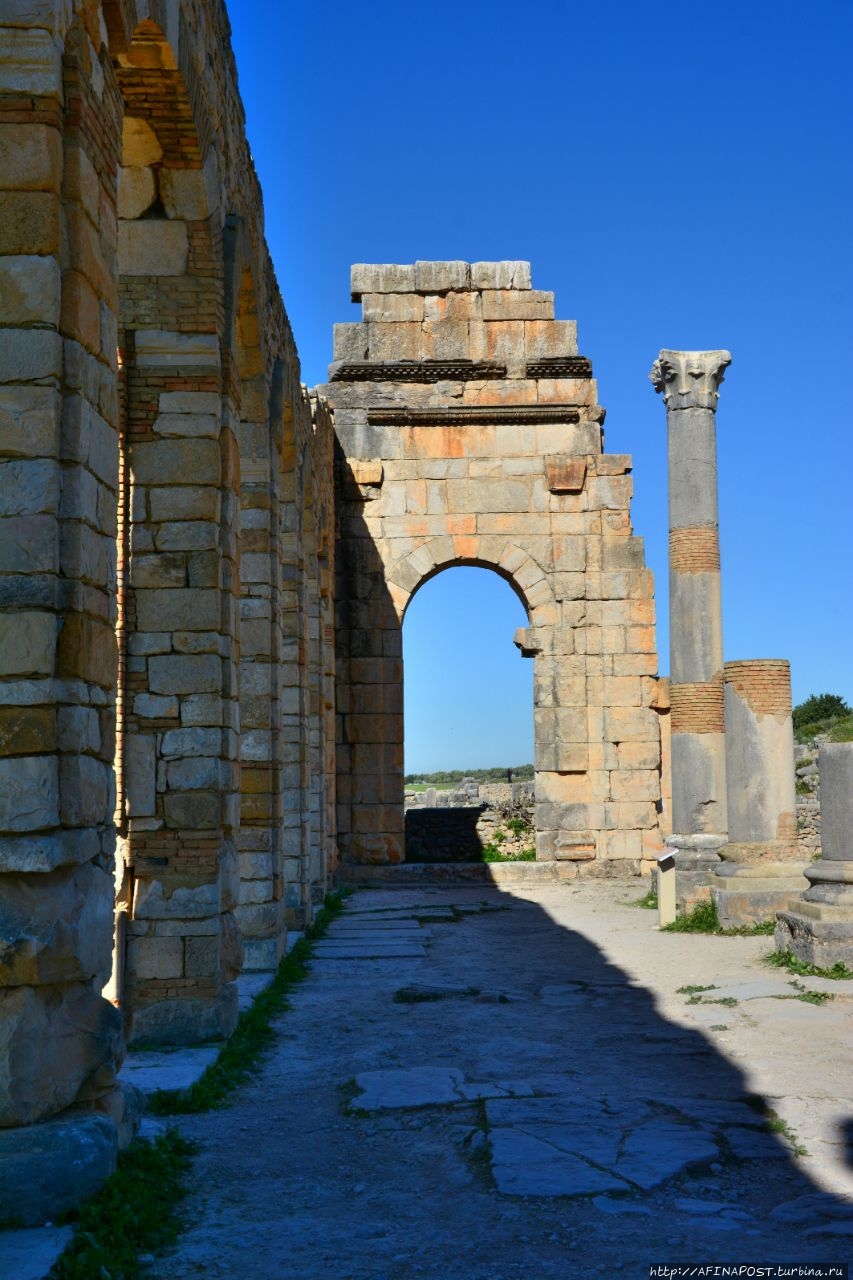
xmin=146 ymin=881 xmax=853 ymax=1279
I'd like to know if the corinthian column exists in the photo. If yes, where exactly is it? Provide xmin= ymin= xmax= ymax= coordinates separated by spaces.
xmin=650 ymin=350 xmax=731 ymax=893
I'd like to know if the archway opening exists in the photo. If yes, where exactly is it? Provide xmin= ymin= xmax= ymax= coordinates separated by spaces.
xmin=403 ymin=566 xmax=533 ymax=863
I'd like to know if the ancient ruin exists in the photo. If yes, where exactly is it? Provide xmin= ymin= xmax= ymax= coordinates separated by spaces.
xmin=0 ymin=0 xmax=846 ymax=1228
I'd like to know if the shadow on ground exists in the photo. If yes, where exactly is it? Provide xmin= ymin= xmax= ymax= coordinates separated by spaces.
xmin=147 ymin=882 xmax=853 ymax=1280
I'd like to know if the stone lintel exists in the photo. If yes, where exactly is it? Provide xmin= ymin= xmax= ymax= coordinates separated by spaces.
xmin=649 ymin=349 xmax=731 ymax=411
xmin=366 ymin=406 xmax=582 ymax=427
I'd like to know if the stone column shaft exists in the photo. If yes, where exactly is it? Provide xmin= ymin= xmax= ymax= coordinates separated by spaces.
xmin=776 ymin=743 xmax=853 ymax=966
xmin=651 ymin=350 xmax=730 ymax=883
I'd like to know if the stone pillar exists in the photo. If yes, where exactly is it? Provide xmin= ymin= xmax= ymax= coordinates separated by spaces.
xmin=710 ymin=660 xmax=807 ymax=926
xmin=776 ymin=743 xmax=853 ymax=966
xmin=650 ymin=350 xmax=730 ymax=895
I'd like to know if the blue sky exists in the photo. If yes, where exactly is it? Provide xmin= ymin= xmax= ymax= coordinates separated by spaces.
xmin=228 ymin=0 xmax=852 ymax=773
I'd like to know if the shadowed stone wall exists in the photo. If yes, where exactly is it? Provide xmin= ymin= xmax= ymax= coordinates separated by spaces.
xmin=322 ymin=262 xmax=668 ymax=874
xmin=0 ymin=0 xmax=336 ymax=1195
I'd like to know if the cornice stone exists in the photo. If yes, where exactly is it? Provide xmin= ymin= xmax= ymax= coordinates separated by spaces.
xmin=649 ymin=349 xmax=731 ymax=411
xmin=366 ymin=406 xmax=581 ymax=427
xmin=525 ymin=357 xmax=593 ymax=379
xmin=330 ymin=360 xmax=505 ymax=384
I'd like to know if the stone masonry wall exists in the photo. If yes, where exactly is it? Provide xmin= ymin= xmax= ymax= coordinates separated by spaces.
xmin=323 ymin=262 xmax=668 ymax=874
xmin=0 ymin=0 xmax=337 ymax=1171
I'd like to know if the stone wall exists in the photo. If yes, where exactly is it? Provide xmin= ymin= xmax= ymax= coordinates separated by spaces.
xmin=323 ymin=262 xmax=668 ymax=874
xmin=0 ymin=0 xmax=337 ymax=1177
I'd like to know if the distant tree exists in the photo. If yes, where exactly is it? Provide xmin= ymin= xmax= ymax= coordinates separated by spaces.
xmin=792 ymin=693 xmax=851 ymax=734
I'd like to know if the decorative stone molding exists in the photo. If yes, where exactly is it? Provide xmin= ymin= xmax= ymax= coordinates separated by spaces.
xmin=525 ymin=357 xmax=593 ymax=379
xmin=649 ymin=349 xmax=732 ymax=411
xmin=366 ymin=406 xmax=581 ymax=427
xmin=330 ymin=360 xmax=506 ymax=383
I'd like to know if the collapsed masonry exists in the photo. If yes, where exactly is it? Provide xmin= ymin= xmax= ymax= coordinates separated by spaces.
xmin=1 ymin=0 xmax=850 ymax=1228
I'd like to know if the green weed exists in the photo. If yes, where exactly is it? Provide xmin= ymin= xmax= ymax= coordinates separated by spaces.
xmin=50 ymin=1130 xmax=195 ymax=1280
xmin=763 ymin=950 xmax=853 ymax=980
xmin=677 ymin=984 xmax=716 ymax=994
xmin=149 ymin=892 xmax=345 ymax=1115
xmin=765 ymin=1111 xmax=808 ymax=1157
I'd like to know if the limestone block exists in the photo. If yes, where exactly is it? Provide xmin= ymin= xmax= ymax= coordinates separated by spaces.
xmin=0 ymin=254 xmax=60 ymax=325
xmin=168 ymin=757 xmax=222 ymax=790
xmin=351 ymin=264 xmax=416 ymax=299
xmin=471 ymin=262 xmax=531 ymax=290
xmin=131 ymin=552 xmax=186 ymax=590
xmin=159 ymin=169 xmax=209 ymax=220
xmin=116 ymin=165 xmax=155 ymax=219
xmin=118 ymin=220 xmax=188 ymax=275
xmin=414 ymin=261 xmax=469 ymax=292
xmin=153 ymin=412 xmax=219 ymax=438
xmin=481 ymin=289 xmax=554 ymax=321
xmin=59 ymin=755 xmax=110 ymax=827
xmin=524 ymin=319 xmax=578 ymax=359
xmin=163 ymin=790 xmax=219 ymax=829
xmin=56 ymin=705 xmax=99 ymax=754
xmin=546 ymin=456 xmax=586 ymax=493
xmin=133 ymin=877 xmax=220 ymax=919
xmin=147 ymin=653 xmax=220 ymax=695
xmin=134 ymin=330 xmax=219 ymax=367
xmin=0 ymin=611 xmax=56 ymax=677
xmin=127 ymin=934 xmax=183 ymax=980
xmin=125 ymin=733 xmax=155 ymax=817
xmin=61 ymin=394 xmax=118 ymax=488
xmin=131 ymin=439 xmax=221 ymax=487
xmin=332 ymin=322 xmax=369 ymax=362
xmin=121 ymin=117 xmax=163 ymax=167
xmin=0 ymin=1111 xmax=118 ymax=1226
xmin=367 ymin=322 xmax=421 ymax=362
xmin=0 ymin=460 xmax=57 ymax=522
xmin=0 ymin=755 xmax=58 ymax=833
xmin=57 ymin=613 xmax=116 ymax=687
xmin=0 ymin=190 xmax=59 ymax=256
xmin=361 ymin=293 xmax=424 ymax=323
xmin=0 ymin=27 xmax=61 ymax=96
xmin=421 ymin=320 xmax=470 ymax=360
xmin=0 ymin=123 xmax=61 ymax=193
xmin=0 ymin=860 xmax=114 ymax=986
xmin=0 ymin=983 xmax=122 ymax=1126
xmin=148 ymin=489 xmax=220 ymax=528
xmin=135 ymin=587 xmax=219 ymax=632
xmin=159 ymin=391 xmax=221 ymax=415
xmin=161 ymin=727 xmax=220 ymax=758
xmin=0 ymin=705 xmax=56 ymax=757
xmin=126 ymin=983 xmax=237 ymax=1047
xmin=0 ymin=828 xmax=98 ymax=874
xmin=0 ymin=329 xmax=61 ymax=384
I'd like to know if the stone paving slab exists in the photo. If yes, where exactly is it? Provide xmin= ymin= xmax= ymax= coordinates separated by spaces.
xmin=136 ymin=881 xmax=853 ymax=1280
xmin=118 ymin=1046 xmax=220 ymax=1094
xmin=311 ymin=941 xmax=428 ymax=959
xmin=0 ymin=1226 xmax=73 ymax=1280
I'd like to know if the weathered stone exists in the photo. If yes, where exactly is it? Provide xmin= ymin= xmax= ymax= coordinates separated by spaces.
xmin=163 ymin=790 xmax=220 ymax=829
xmin=159 ymin=168 xmax=210 ymax=220
xmin=0 ymin=983 xmax=121 ymax=1126
xmin=0 ymin=611 xmax=56 ymax=676
xmin=148 ymin=653 xmax=221 ymax=694
xmin=0 ymin=1111 xmax=118 ymax=1226
xmin=0 ymin=860 xmax=114 ymax=986
xmin=59 ymin=754 xmax=111 ymax=827
xmin=0 ymin=254 xmax=60 ymax=325
xmin=0 ymin=27 xmax=62 ymax=97
xmin=121 ymin=116 xmax=163 ymax=166
xmin=0 ymin=755 xmax=58 ymax=832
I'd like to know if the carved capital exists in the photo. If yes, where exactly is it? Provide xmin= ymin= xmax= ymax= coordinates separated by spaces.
xmin=650 ymin=349 xmax=731 ymax=410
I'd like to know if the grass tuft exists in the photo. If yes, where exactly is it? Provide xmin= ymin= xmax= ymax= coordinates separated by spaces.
xmin=663 ymin=899 xmax=776 ymax=937
xmin=149 ymin=892 xmax=346 ymax=1115
xmin=49 ymin=1130 xmax=195 ymax=1280
xmin=481 ymin=845 xmax=536 ymax=862
xmin=763 ymin=950 xmax=853 ymax=980
xmin=633 ymin=884 xmax=658 ymax=910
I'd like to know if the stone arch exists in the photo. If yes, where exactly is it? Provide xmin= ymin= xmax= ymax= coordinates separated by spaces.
xmin=388 ymin=537 xmax=554 ymax=625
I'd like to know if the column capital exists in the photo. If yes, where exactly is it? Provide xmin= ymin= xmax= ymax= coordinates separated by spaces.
xmin=650 ymin=349 xmax=731 ymax=410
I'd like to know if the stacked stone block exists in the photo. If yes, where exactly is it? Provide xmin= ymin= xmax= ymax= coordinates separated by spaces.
xmin=1 ymin=0 xmax=340 ymax=1219
xmin=0 ymin=0 xmax=126 ymax=1215
xmin=324 ymin=263 xmax=666 ymax=871
xmin=710 ymin=660 xmax=807 ymax=926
